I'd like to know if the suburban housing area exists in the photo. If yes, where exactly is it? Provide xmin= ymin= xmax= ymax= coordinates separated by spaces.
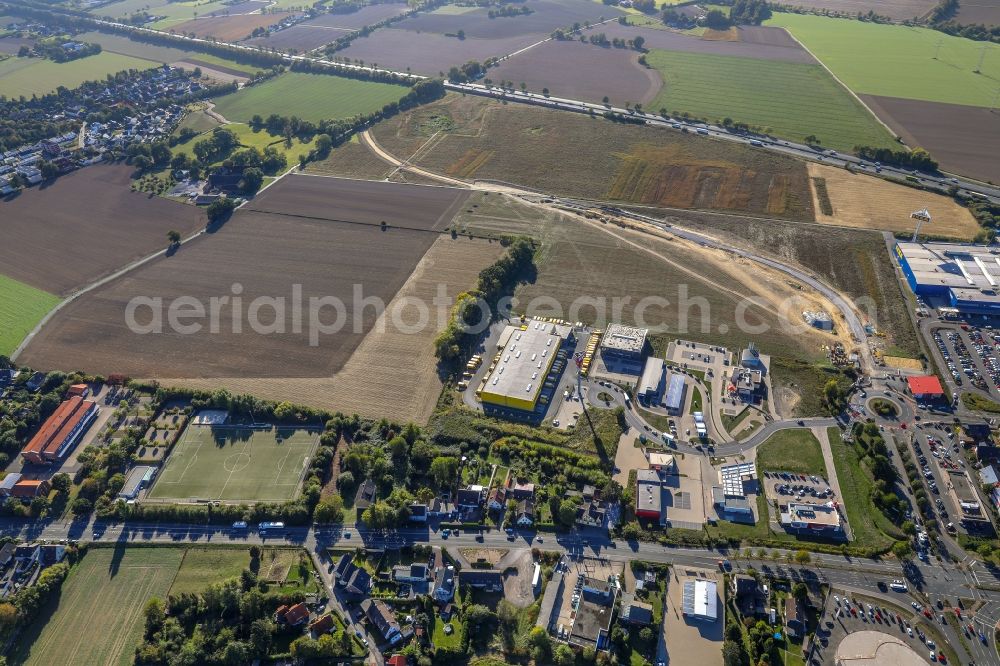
xmin=0 ymin=0 xmax=1000 ymax=664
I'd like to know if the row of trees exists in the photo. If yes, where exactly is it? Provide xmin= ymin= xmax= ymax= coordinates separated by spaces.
xmin=853 ymin=145 xmax=939 ymax=171
xmin=434 ymin=237 xmax=536 ymax=365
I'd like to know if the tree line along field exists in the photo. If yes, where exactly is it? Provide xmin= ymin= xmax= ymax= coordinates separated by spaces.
xmin=76 ymin=30 xmax=262 ymax=76
xmin=371 ymin=93 xmax=815 ymax=221
xmin=0 ymin=275 xmax=60 ymax=357
xmin=644 ymin=49 xmax=897 ymax=151
xmin=765 ymin=13 xmax=1000 ymax=108
xmin=0 ymin=51 xmax=159 ymax=98
xmin=168 ymin=121 xmax=319 ymax=173
xmin=211 ymin=72 xmax=409 ymax=124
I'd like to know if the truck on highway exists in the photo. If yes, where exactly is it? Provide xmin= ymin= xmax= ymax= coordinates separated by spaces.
xmin=696 ymin=128 xmax=709 ymax=136
xmin=259 ymin=521 xmax=285 ymax=537
xmin=749 ymin=139 xmax=763 ymax=147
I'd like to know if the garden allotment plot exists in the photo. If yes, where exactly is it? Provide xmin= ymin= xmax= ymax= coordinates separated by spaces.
xmin=148 ymin=425 xmax=320 ymax=502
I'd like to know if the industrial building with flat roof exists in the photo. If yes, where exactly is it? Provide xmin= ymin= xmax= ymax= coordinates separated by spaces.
xmin=637 ymin=357 xmax=665 ymax=404
xmin=663 ymin=373 xmax=686 ymax=414
xmin=682 ymin=579 xmax=718 ymax=622
xmin=599 ymin=324 xmax=647 ymax=361
xmin=635 ymin=469 xmax=664 ymax=524
xmin=478 ymin=319 xmax=571 ymax=417
xmin=20 ymin=396 xmax=98 ymax=465
xmin=895 ymin=242 xmax=1000 ymax=313
xmin=948 ymin=470 xmax=991 ymax=527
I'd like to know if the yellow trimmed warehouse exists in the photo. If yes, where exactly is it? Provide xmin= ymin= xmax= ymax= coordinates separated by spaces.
xmin=478 ymin=319 xmax=570 ymax=414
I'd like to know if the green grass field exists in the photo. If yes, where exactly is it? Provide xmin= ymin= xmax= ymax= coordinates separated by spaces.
xmin=168 ymin=547 xmax=251 ymax=595
xmin=0 ymin=275 xmax=60 ymax=357
xmin=645 ymin=49 xmax=896 ymax=151
xmin=766 ymin=14 xmax=1000 ymax=107
xmin=755 ymin=428 xmax=826 ymax=476
xmin=147 ymin=424 xmax=320 ymax=501
xmin=826 ymin=427 xmax=899 ymax=550
xmin=212 ymin=72 xmax=408 ymax=124
xmin=0 ymin=51 xmax=159 ymax=98
xmin=13 ymin=548 xmax=183 ymax=666
xmin=169 ymin=121 xmax=319 ymax=172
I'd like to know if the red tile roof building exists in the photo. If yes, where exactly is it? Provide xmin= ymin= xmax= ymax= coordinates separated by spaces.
xmin=907 ymin=375 xmax=944 ymax=399
xmin=283 ymin=602 xmax=309 ymax=626
xmin=20 ymin=397 xmax=98 ymax=465
xmin=11 ymin=479 xmax=50 ymax=499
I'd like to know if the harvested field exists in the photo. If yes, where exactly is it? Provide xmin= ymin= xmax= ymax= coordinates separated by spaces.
xmin=19 ymin=175 xmax=470 ymax=379
xmin=211 ymin=71 xmax=407 ymax=123
xmin=12 ymin=548 xmax=183 ymax=666
xmin=0 ymin=165 xmax=205 ymax=296
xmin=303 ymin=3 xmax=411 ymax=29
xmin=860 ymin=95 xmax=1000 ymax=184
xmin=372 ymin=93 xmax=814 ymax=220
xmin=487 ymin=40 xmax=662 ymax=105
xmin=244 ymin=24 xmax=348 ymax=51
xmin=455 ymin=192 xmax=840 ymax=363
xmin=225 ymin=0 xmax=269 ymax=13
xmin=172 ymin=235 xmax=505 ymax=423
xmin=89 ymin=0 xmax=175 ymax=18
xmin=806 ymin=163 xmax=979 ymax=239
xmin=737 ymin=25 xmax=801 ymax=47
xmin=581 ymin=21 xmax=816 ymax=63
xmin=638 ymin=207 xmax=921 ymax=357
xmin=645 ymin=49 xmax=896 ymax=151
xmin=172 ymin=13 xmax=295 ymax=41
xmin=396 ymin=0 xmax=623 ymax=38
xmin=172 ymin=59 xmax=248 ymax=82
xmin=0 ymin=35 xmax=34 ymax=54
xmin=76 ymin=30 xmax=194 ymax=62
xmin=147 ymin=424 xmax=320 ymax=502
xmin=337 ymin=28 xmax=541 ymax=76
xmin=305 ymin=133 xmax=393 ymax=179
xmin=954 ymin=0 xmax=1000 ymax=26
xmin=701 ymin=27 xmax=737 ymax=40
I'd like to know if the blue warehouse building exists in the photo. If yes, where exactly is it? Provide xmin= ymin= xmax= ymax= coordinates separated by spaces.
xmin=895 ymin=242 xmax=1000 ymax=315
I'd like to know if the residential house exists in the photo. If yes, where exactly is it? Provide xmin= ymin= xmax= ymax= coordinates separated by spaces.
xmin=355 ymin=479 xmax=376 ymax=521
xmin=732 ymin=575 xmax=759 ymax=615
xmin=343 ymin=567 xmax=372 ymax=598
xmin=13 ymin=544 xmax=39 ymax=573
xmin=487 ymin=487 xmax=507 ymax=512
xmin=515 ymin=499 xmax=535 ymax=527
xmin=309 ymin=613 xmax=335 ymax=637
xmin=283 ymin=602 xmax=310 ymax=627
xmin=40 ymin=544 xmax=66 ymax=567
xmin=361 ymin=598 xmax=402 ymax=643
xmin=433 ymin=565 xmax=455 ymax=602
xmin=785 ymin=597 xmax=805 ymax=638
xmin=457 ymin=569 xmax=502 ymax=592
xmin=576 ymin=500 xmax=607 ymax=528
xmin=510 ymin=482 xmax=535 ymax=500
xmin=392 ymin=563 xmax=429 ymax=584
xmin=456 ymin=487 xmax=482 ymax=509
xmin=387 ymin=655 xmax=408 ymax=666
xmin=429 ymin=497 xmax=456 ymax=518
xmin=408 ymin=504 xmax=428 ymax=523
xmin=619 ymin=592 xmax=653 ymax=625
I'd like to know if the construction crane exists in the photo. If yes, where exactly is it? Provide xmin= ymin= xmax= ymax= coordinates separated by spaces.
xmin=911 ymin=207 xmax=932 ymax=242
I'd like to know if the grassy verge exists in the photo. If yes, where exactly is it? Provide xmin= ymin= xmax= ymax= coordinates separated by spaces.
xmin=756 ymin=429 xmax=825 ymax=476
xmin=689 ymin=387 xmax=703 ymax=414
xmin=827 ymin=427 xmax=898 ymax=551
xmin=961 ymin=392 xmax=1000 ymax=414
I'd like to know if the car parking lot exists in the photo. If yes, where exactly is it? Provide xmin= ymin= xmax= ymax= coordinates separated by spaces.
xmin=933 ymin=325 xmax=1000 ymax=395
xmin=813 ymin=592 xmax=960 ymax=665
xmin=908 ymin=428 xmax=968 ymax=535
xmin=761 ymin=470 xmax=836 ymax=505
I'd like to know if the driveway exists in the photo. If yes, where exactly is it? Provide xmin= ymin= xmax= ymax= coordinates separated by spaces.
xmin=613 ymin=433 xmax=645 ymax=486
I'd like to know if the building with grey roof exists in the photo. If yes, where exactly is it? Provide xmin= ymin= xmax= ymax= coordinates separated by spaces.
xmin=896 ymin=241 xmax=1000 ymax=313
xmin=599 ymin=324 xmax=647 ymax=362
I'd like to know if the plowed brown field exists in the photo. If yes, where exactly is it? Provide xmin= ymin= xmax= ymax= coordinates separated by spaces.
xmin=168 ymin=235 xmax=504 ymax=423
xmin=0 ymin=164 xmax=204 ymax=296
xmin=172 ymin=13 xmax=294 ymax=41
xmin=19 ymin=175 xmax=470 ymax=379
